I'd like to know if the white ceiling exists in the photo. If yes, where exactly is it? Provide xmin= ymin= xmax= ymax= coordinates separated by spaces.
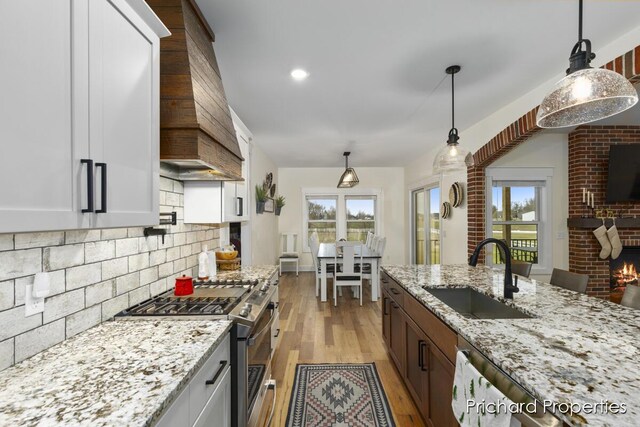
xmin=195 ymin=0 xmax=640 ymax=167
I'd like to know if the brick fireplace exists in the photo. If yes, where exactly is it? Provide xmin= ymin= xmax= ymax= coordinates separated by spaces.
xmin=568 ymin=126 xmax=640 ymax=300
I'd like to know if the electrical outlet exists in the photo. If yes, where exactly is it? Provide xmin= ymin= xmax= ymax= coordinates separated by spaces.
xmin=25 ymin=284 xmax=44 ymax=317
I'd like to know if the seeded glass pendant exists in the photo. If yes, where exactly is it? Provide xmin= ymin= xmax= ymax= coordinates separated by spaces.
xmin=537 ymin=0 xmax=638 ymax=128
xmin=337 ymin=152 xmax=359 ymax=188
xmin=433 ymin=65 xmax=474 ymax=173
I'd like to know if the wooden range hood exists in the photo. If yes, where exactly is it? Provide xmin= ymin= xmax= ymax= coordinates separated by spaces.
xmin=148 ymin=0 xmax=243 ymax=181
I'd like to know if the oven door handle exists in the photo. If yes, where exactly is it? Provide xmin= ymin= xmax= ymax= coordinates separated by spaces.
xmin=248 ymin=309 xmax=277 ymax=346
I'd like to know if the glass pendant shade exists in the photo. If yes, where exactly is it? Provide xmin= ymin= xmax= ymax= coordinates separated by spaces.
xmin=337 ymin=167 xmax=359 ymax=188
xmin=433 ymin=65 xmax=474 ymax=173
xmin=432 ymin=142 xmax=474 ymax=173
xmin=537 ymin=68 xmax=638 ymax=128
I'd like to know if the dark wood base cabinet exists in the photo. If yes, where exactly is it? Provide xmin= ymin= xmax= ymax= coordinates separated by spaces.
xmin=381 ymin=272 xmax=457 ymax=427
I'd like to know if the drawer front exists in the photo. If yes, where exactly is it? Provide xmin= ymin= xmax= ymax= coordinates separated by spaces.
xmin=193 ymin=365 xmax=231 ymax=427
xmin=381 ymin=272 xmax=404 ymax=307
xmin=189 ymin=334 xmax=231 ymax=425
xmin=404 ymin=295 xmax=457 ymax=364
xmin=155 ymin=382 xmax=190 ymax=427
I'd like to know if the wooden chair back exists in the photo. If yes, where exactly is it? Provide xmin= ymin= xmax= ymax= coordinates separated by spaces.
xmin=621 ymin=284 xmax=640 ymax=309
xmin=511 ymin=260 xmax=532 ymax=278
xmin=549 ymin=268 xmax=589 ymax=294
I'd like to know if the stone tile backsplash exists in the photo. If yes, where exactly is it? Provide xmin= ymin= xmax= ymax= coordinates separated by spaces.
xmin=0 ymin=177 xmax=219 ymax=370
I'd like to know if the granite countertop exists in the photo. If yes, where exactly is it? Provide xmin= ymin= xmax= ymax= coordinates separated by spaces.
xmin=0 ymin=319 xmax=233 ymax=427
xmin=382 ymin=264 xmax=640 ymax=427
xmin=214 ymin=265 xmax=278 ymax=282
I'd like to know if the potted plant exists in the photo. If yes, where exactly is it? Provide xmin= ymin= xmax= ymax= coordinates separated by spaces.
xmin=255 ymin=185 xmax=267 ymax=214
xmin=275 ymin=195 xmax=285 ymax=216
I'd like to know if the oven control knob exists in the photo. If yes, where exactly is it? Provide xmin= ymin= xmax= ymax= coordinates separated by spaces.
xmin=239 ymin=303 xmax=252 ymax=318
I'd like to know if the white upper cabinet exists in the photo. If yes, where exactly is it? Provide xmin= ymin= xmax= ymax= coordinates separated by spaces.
xmin=0 ymin=0 xmax=90 ymax=233
xmin=0 ymin=0 xmax=168 ymax=233
xmin=90 ymin=0 xmax=161 ymax=228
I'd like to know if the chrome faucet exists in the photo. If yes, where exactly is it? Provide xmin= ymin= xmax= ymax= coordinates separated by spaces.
xmin=468 ymin=238 xmax=520 ymax=299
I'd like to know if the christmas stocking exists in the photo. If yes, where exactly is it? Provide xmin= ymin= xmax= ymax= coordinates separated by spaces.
xmin=593 ymin=225 xmax=611 ymax=259
xmin=607 ymin=225 xmax=623 ymax=259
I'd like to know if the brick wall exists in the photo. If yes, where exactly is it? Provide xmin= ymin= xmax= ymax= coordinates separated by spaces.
xmin=0 ymin=177 xmax=219 ymax=370
xmin=568 ymin=126 xmax=640 ymax=298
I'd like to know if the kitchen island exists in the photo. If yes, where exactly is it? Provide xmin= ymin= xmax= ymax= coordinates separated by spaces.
xmin=382 ymin=264 xmax=640 ymax=427
xmin=0 ymin=319 xmax=232 ymax=427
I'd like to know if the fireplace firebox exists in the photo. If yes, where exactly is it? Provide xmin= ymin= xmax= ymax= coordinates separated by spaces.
xmin=610 ymin=247 xmax=640 ymax=294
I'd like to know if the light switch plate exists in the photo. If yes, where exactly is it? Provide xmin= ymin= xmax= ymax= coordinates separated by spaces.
xmin=25 ymin=284 xmax=44 ymax=317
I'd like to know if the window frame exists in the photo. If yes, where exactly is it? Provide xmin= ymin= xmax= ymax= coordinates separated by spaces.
xmin=485 ymin=167 xmax=553 ymax=275
xmin=408 ymin=175 xmax=442 ymax=265
xmin=305 ymin=195 xmax=339 ymax=246
xmin=302 ymin=188 xmax=384 ymax=252
xmin=345 ymin=195 xmax=377 ymax=241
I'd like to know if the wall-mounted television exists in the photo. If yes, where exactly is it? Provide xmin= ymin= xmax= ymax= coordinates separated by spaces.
xmin=606 ymin=145 xmax=640 ymax=202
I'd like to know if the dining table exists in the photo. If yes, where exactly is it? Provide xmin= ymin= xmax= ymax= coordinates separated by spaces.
xmin=316 ymin=242 xmax=382 ymax=302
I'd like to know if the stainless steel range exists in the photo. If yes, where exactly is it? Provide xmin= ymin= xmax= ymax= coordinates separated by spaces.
xmin=115 ymin=277 xmax=278 ymax=427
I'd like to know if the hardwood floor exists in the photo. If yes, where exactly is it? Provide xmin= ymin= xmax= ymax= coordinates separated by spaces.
xmin=270 ymin=272 xmax=425 ymax=427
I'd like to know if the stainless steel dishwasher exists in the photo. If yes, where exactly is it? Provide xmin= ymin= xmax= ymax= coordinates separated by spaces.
xmin=457 ymin=336 xmax=563 ymax=427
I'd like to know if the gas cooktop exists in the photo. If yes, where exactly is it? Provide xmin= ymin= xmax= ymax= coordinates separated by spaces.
xmin=116 ymin=279 xmax=261 ymax=317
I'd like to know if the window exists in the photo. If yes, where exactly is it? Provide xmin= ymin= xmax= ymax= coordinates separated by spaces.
xmin=345 ymin=196 xmax=376 ymax=242
xmin=306 ymin=197 xmax=337 ymax=244
xmin=490 ymin=182 xmax=541 ymax=264
xmin=302 ymin=189 xmax=383 ymax=250
xmin=486 ymin=168 xmax=553 ymax=274
xmin=411 ymin=186 xmax=440 ymax=264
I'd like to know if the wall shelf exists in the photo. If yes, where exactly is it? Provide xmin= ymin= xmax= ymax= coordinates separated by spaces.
xmin=567 ymin=217 xmax=640 ymax=228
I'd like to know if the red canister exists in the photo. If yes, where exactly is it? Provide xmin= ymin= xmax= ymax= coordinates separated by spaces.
xmin=174 ymin=275 xmax=194 ymax=296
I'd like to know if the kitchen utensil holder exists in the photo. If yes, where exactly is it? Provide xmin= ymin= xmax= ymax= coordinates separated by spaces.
xmin=143 ymin=211 xmax=177 ymax=244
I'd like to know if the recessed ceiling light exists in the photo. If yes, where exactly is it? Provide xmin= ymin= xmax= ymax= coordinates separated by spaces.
xmin=290 ymin=68 xmax=309 ymax=81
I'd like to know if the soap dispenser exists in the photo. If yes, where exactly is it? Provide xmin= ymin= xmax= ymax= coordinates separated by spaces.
xmin=198 ymin=245 xmax=210 ymax=280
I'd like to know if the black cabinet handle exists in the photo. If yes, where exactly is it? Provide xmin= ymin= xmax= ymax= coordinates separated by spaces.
xmin=383 ymin=298 xmax=389 ymax=315
xmin=95 ymin=162 xmax=107 ymax=213
xmin=419 ymin=341 xmax=428 ymax=372
xmin=81 ymin=159 xmax=94 ymax=213
xmin=205 ymin=360 xmax=228 ymax=385
xmin=391 ymin=302 xmax=399 ymax=309
xmin=274 ymin=328 xmax=280 ymax=338
xmin=390 ymin=288 xmax=400 ymax=295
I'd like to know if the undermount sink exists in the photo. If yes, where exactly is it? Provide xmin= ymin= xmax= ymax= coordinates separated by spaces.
xmin=425 ymin=287 xmax=533 ymax=319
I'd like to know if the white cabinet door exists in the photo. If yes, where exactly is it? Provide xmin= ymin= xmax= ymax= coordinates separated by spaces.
xmin=89 ymin=0 xmax=159 ymax=228
xmin=193 ymin=366 xmax=232 ymax=427
xmin=0 ymin=0 xmax=92 ymax=233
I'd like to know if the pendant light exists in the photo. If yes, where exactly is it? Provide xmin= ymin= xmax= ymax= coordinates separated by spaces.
xmin=433 ymin=65 xmax=474 ymax=173
xmin=536 ymin=0 xmax=638 ymax=128
xmin=337 ymin=152 xmax=359 ymax=188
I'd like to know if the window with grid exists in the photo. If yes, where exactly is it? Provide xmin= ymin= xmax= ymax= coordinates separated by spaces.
xmin=306 ymin=197 xmax=337 ymax=244
xmin=489 ymin=180 xmax=544 ymax=265
xmin=345 ymin=196 xmax=376 ymax=242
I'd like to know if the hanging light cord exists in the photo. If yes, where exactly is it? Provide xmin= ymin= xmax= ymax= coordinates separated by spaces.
xmin=578 ymin=0 xmax=583 ymax=42
xmin=451 ymin=71 xmax=455 ymax=130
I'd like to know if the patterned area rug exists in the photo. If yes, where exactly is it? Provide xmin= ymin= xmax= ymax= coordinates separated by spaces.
xmin=286 ymin=363 xmax=396 ymax=427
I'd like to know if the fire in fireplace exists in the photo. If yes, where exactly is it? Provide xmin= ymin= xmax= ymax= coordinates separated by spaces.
xmin=610 ymin=247 xmax=640 ymax=293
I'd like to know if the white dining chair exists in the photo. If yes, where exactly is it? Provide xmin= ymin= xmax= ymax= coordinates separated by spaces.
xmin=369 ymin=235 xmax=380 ymax=251
xmin=279 ymin=233 xmax=299 ymax=276
xmin=365 ymin=231 xmax=374 ymax=248
xmin=309 ymin=232 xmax=335 ymax=296
xmin=334 ymin=241 xmax=363 ymax=306
xmin=375 ymin=236 xmax=387 ymax=256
